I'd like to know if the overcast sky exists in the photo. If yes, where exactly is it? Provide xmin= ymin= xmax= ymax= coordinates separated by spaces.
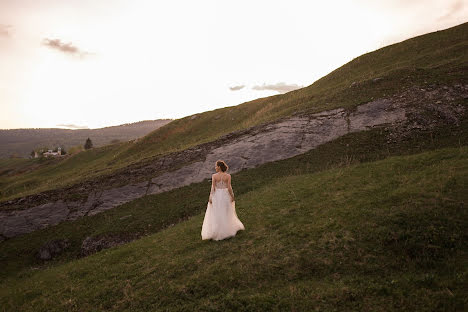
xmin=0 ymin=0 xmax=466 ymax=129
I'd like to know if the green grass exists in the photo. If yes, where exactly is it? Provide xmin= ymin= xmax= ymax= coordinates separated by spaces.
xmin=0 ymin=142 xmax=131 ymax=202
xmin=1 ymin=115 xmax=466 ymax=281
xmin=120 ymin=21 xmax=468 ymax=160
xmin=0 ymin=158 xmax=31 ymax=169
xmin=1 ymin=21 xmax=467 ymax=202
xmin=1 ymin=147 xmax=467 ymax=311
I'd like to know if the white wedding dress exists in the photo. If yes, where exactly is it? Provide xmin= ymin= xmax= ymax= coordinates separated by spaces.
xmin=201 ymin=175 xmax=245 ymax=241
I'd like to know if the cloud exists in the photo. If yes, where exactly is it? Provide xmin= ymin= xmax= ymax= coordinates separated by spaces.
xmin=56 ymin=123 xmax=90 ymax=129
xmin=438 ymin=0 xmax=464 ymax=21
xmin=42 ymin=38 xmax=91 ymax=57
xmin=252 ymin=82 xmax=303 ymax=93
xmin=0 ymin=24 xmax=12 ymax=37
xmin=229 ymin=85 xmax=245 ymax=91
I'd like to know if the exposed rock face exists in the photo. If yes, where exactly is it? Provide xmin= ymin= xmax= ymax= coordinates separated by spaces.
xmin=145 ymin=100 xmax=406 ymax=195
xmin=36 ymin=238 xmax=70 ymax=260
xmin=0 ymin=84 xmax=466 ymax=240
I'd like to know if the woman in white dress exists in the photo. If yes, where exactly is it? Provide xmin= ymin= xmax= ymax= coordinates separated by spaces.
xmin=201 ymin=160 xmax=245 ymax=241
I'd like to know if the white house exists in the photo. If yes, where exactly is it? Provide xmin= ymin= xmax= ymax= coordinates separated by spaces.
xmin=42 ymin=147 xmax=62 ymax=157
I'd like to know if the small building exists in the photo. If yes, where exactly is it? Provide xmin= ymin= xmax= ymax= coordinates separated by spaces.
xmin=42 ymin=147 xmax=62 ymax=158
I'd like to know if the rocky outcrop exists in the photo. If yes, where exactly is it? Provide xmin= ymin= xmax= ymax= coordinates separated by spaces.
xmin=0 ymin=84 xmax=466 ymax=240
xmin=36 ymin=238 xmax=70 ymax=260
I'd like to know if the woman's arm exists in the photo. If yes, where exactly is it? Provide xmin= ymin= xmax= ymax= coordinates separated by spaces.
xmin=209 ymin=175 xmax=215 ymax=203
xmin=227 ymin=174 xmax=235 ymax=202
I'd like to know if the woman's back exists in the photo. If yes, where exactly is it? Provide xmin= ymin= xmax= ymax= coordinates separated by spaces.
xmin=213 ymin=172 xmax=230 ymax=189
xmin=201 ymin=160 xmax=244 ymax=241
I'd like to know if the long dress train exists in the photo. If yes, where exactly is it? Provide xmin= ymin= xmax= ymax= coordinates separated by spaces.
xmin=201 ymin=187 xmax=244 ymax=241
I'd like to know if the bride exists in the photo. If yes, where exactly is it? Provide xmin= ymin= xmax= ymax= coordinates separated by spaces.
xmin=201 ymin=160 xmax=245 ymax=241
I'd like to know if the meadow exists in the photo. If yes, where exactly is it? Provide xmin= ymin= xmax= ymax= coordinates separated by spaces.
xmin=1 ymin=146 xmax=466 ymax=311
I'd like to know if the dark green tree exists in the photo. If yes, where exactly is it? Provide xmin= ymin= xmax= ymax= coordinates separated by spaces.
xmin=84 ymin=138 xmax=93 ymax=150
xmin=30 ymin=150 xmax=35 ymax=158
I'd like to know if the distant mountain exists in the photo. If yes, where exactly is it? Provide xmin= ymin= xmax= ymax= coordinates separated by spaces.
xmin=0 ymin=119 xmax=172 ymax=158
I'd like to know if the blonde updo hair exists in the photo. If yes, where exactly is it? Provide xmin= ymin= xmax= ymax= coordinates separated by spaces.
xmin=216 ymin=160 xmax=228 ymax=172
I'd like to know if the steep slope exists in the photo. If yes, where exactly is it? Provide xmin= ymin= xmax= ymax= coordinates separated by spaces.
xmin=121 ymin=21 xmax=468 ymax=161
xmin=1 ymin=147 xmax=466 ymax=311
xmin=1 ymin=83 xmax=465 ymax=239
xmin=0 ymin=116 xmax=465 ymax=281
xmin=1 ymin=21 xmax=466 ymax=203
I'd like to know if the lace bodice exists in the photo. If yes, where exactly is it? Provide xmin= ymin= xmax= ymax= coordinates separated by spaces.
xmin=209 ymin=173 xmax=234 ymax=203
xmin=215 ymin=177 xmax=228 ymax=189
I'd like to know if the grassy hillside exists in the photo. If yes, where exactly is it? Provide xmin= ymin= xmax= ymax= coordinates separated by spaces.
xmin=1 ymin=147 xmax=466 ymax=311
xmin=1 ymin=22 xmax=467 ymax=202
xmin=120 ymin=21 xmax=468 ymax=161
xmin=0 ymin=142 xmax=127 ymax=202
xmin=1 ymin=115 xmax=465 ymax=281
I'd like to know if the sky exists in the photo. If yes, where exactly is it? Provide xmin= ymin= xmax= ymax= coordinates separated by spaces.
xmin=0 ymin=0 xmax=467 ymax=130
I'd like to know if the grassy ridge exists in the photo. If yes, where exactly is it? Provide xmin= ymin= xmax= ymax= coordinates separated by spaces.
xmin=121 ymin=21 xmax=468 ymax=161
xmin=1 ymin=22 xmax=467 ymax=202
xmin=1 ymin=147 xmax=467 ymax=311
xmin=1 ymin=116 xmax=466 ymax=281
xmin=0 ymin=141 xmax=130 ymax=201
